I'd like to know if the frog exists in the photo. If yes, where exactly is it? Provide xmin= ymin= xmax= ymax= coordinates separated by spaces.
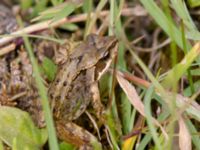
xmin=48 ymin=34 xmax=118 ymax=148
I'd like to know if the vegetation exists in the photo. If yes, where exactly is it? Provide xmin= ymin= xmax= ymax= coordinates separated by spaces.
xmin=0 ymin=0 xmax=200 ymax=149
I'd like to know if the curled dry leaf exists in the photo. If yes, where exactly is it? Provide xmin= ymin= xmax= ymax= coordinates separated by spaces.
xmin=178 ymin=117 xmax=191 ymax=150
xmin=122 ymin=70 xmax=200 ymax=122
xmin=116 ymin=72 xmax=168 ymax=140
xmin=116 ymin=72 xmax=145 ymax=116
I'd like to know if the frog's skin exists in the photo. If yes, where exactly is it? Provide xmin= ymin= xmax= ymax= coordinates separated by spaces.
xmin=48 ymin=34 xmax=118 ymax=148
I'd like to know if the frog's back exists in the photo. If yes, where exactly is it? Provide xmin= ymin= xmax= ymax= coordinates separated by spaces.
xmin=49 ymin=63 xmax=94 ymax=121
xmin=48 ymin=34 xmax=117 ymax=121
xmin=48 ymin=40 xmax=97 ymax=121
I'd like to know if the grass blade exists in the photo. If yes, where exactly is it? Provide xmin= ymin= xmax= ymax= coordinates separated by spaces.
xmin=140 ymin=0 xmax=189 ymax=50
xmin=161 ymin=42 xmax=200 ymax=88
xmin=144 ymin=86 xmax=162 ymax=150
xmin=18 ymin=17 xmax=59 ymax=150
xmin=178 ymin=117 xmax=191 ymax=150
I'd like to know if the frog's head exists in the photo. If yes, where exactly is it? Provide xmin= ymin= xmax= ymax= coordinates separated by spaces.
xmin=70 ymin=34 xmax=118 ymax=79
xmin=86 ymin=34 xmax=117 ymax=58
xmin=86 ymin=34 xmax=118 ymax=80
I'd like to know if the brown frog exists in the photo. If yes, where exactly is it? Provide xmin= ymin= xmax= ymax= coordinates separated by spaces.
xmin=48 ymin=34 xmax=118 ymax=148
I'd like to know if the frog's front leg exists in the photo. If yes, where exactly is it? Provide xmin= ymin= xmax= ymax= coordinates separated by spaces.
xmin=90 ymin=82 xmax=104 ymax=120
xmin=56 ymin=121 xmax=102 ymax=149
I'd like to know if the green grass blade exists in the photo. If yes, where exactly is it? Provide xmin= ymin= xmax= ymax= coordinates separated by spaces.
xmin=109 ymin=0 xmax=115 ymax=35
xmin=85 ymin=0 xmax=107 ymax=35
xmin=140 ymin=0 xmax=190 ymax=50
xmin=187 ymin=29 xmax=200 ymax=41
xmin=161 ymin=42 xmax=200 ymax=88
xmin=0 ymin=139 xmax=4 ymax=150
xmin=50 ymin=0 xmax=62 ymax=6
xmin=51 ymin=3 xmax=76 ymax=23
xmin=144 ymin=86 xmax=162 ymax=150
xmin=181 ymin=21 xmax=195 ymax=94
xmin=137 ymin=133 xmax=152 ymax=150
xmin=0 ymin=140 xmax=3 ymax=150
xmin=0 ymin=33 xmax=64 ymax=44
xmin=188 ymin=0 xmax=200 ymax=7
xmin=105 ymin=109 xmax=121 ymax=150
xmin=171 ymin=0 xmax=200 ymax=41
xmin=171 ymin=0 xmax=196 ymax=30
xmin=18 ymin=18 xmax=59 ymax=150
xmin=112 ymin=0 xmax=132 ymax=134
xmin=32 ymin=1 xmax=81 ymax=22
xmin=184 ymin=80 xmax=200 ymax=97
xmin=126 ymin=41 xmax=200 ymax=124
xmin=139 ymin=0 xmax=200 ymax=65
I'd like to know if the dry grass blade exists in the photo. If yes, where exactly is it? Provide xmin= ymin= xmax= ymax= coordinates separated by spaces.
xmin=116 ymin=72 xmax=168 ymax=140
xmin=178 ymin=117 xmax=191 ymax=150
xmin=0 ymin=43 xmax=16 ymax=56
xmin=122 ymin=71 xmax=200 ymax=122
xmin=116 ymin=72 xmax=144 ymax=116
xmin=85 ymin=111 xmax=101 ymax=140
xmin=0 ymin=7 xmax=138 ymax=47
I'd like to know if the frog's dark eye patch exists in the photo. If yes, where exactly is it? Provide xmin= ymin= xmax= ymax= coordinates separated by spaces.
xmin=94 ymin=60 xmax=107 ymax=80
xmin=103 ymin=51 xmax=109 ymax=57
xmin=63 ymin=81 xmax=67 ymax=86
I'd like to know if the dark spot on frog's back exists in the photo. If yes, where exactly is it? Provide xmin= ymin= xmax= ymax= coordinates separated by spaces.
xmin=43 ymin=45 xmax=54 ymax=58
xmin=49 ymin=93 xmax=54 ymax=99
xmin=81 ymin=70 xmax=87 ymax=76
xmin=63 ymin=81 xmax=67 ymax=86
xmin=77 ymin=55 xmax=83 ymax=64
xmin=55 ymin=78 xmax=60 ymax=83
xmin=56 ymin=95 xmax=61 ymax=100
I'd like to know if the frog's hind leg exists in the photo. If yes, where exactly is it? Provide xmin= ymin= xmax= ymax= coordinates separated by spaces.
xmin=56 ymin=121 xmax=102 ymax=149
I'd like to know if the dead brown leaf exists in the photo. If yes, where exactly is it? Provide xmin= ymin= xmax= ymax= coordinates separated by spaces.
xmin=116 ymin=72 xmax=168 ymax=140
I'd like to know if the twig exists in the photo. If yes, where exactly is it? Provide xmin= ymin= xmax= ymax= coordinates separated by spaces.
xmin=10 ymin=91 xmax=27 ymax=101
xmin=118 ymin=70 xmax=150 ymax=88
xmin=85 ymin=111 xmax=101 ymax=140
xmin=118 ymin=70 xmax=200 ymax=115
xmin=0 ymin=43 xmax=16 ymax=56
xmin=0 ymin=7 xmax=146 ymax=47
xmin=132 ymin=38 xmax=171 ymax=52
